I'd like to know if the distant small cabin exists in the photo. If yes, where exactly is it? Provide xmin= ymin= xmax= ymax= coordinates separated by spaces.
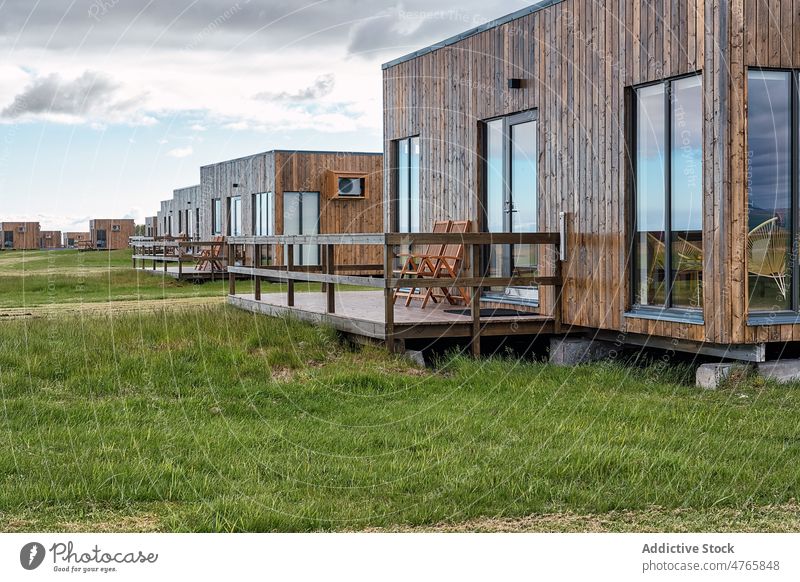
xmin=89 ymin=219 xmax=135 ymax=250
xmin=1 ymin=222 xmax=41 ymax=250
xmin=64 ymin=232 xmax=91 ymax=249
xmin=39 ymin=230 xmax=62 ymax=249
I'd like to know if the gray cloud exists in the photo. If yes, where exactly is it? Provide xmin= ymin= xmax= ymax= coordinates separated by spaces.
xmin=254 ymin=74 xmax=335 ymax=103
xmin=345 ymin=3 xmax=534 ymax=58
xmin=0 ymin=70 xmax=147 ymax=122
xmin=1 ymin=71 xmax=119 ymax=118
xmin=0 ymin=1 xmax=528 ymax=55
xmin=346 ymin=13 xmax=458 ymax=58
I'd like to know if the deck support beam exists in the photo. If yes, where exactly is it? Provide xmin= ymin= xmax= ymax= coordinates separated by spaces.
xmin=384 ymin=243 xmax=395 ymax=353
xmin=287 ymin=245 xmax=295 ymax=307
xmin=325 ymin=244 xmax=335 ymax=314
xmin=471 ymin=243 xmax=481 ymax=358
xmin=254 ymin=244 xmax=262 ymax=301
xmin=228 ymin=244 xmax=236 ymax=296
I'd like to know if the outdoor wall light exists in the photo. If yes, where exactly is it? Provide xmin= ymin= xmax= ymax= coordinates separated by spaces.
xmin=508 ymin=78 xmax=523 ymax=89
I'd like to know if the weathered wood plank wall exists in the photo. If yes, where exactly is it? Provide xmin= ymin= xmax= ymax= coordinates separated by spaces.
xmin=200 ymin=151 xmax=383 ymax=267
xmin=383 ymin=0 xmax=739 ymax=344
xmin=89 ymin=219 xmax=135 ymax=250
xmin=0 ymin=222 xmax=41 ymax=250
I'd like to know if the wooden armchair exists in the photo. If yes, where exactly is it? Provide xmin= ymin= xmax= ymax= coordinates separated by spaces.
xmin=393 ymin=220 xmax=472 ymax=308
xmin=196 ymin=236 xmax=225 ymax=272
xmin=428 ymin=219 xmax=471 ymax=306
xmin=393 ymin=220 xmax=451 ymax=306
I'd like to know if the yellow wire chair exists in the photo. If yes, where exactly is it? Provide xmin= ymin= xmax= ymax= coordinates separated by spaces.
xmin=645 ymin=233 xmax=703 ymax=305
xmin=747 ymin=216 xmax=790 ymax=302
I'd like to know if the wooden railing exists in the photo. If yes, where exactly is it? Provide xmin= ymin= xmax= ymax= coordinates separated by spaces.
xmin=129 ymin=237 xmax=227 ymax=277
xmin=226 ymin=232 xmax=562 ymax=355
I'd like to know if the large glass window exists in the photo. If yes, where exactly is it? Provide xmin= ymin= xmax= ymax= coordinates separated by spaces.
xmin=482 ymin=110 xmax=539 ymax=303
xmin=747 ymin=70 xmax=793 ymax=312
xmin=212 ymin=198 xmax=222 ymax=236
xmin=395 ymin=136 xmax=420 ymax=232
xmin=228 ymin=196 xmax=242 ymax=236
xmin=253 ymin=192 xmax=274 ymax=236
xmin=633 ymin=74 xmax=703 ymax=311
xmin=283 ymin=192 xmax=320 ymax=265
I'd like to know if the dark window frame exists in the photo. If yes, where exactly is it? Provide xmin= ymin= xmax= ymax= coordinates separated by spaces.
xmin=212 ymin=198 xmax=222 ymax=236
xmin=629 ymin=71 xmax=704 ymax=320
xmin=228 ymin=195 xmax=242 ymax=237
xmin=393 ymin=135 xmax=420 ymax=233
xmin=479 ymin=108 xmax=539 ymax=283
xmin=745 ymin=67 xmax=800 ymax=319
xmin=283 ymin=191 xmax=320 ymax=266
xmin=252 ymin=192 xmax=273 ymax=237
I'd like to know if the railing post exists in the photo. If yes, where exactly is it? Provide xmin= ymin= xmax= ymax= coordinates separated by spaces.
xmin=287 ymin=244 xmax=295 ymax=307
xmin=325 ymin=244 xmax=335 ymax=313
xmin=320 ymin=242 xmax=327 ymax=294
xmin=228 ymin=244 xmax=236 ymax=296
xmin=553 ymin=257 xmax=563 ymax=333
xmin=471 ymin=242 xmax=481 ymax=358
xmin=178 ymin=244 xmax=183 ymax=278
xmin=384 ymin=239 xmax=395 ymax=353
xmin=254 ymin=243 xmax=262 ymax=301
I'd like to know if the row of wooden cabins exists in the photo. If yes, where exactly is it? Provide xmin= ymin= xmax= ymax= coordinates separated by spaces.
xmin=147 ymin=0 xmax=800 ymax=375
xmin=136 ymin=150 xmax=384 ymax=278
xmin=1 ymin=220 xmax=135 ymax=250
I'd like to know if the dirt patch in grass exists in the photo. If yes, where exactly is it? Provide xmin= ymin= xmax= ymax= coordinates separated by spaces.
xmin=271 ymin=367 xmax=295 ymax=382
xmin=365 ymin=503 xmax=800 ymax=533
xmin=1 ymin=505 xmax=165 ymax=533
xmin=0 ymin=296 xmax=225 ymax=319
xmin=57 ymin=514 xmax=162 ymax=533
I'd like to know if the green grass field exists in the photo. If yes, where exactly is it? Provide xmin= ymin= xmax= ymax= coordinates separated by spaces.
xmin=1 ymin=306 xmax=799 ymax=532
xmin=0 ymin=249 xmax=316 ymax=308
xmin=1 ymin=247 xmax=799 ymax=532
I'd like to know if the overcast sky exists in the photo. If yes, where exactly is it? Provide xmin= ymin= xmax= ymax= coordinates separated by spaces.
xmin=0 ymin=0 xmax=531 ymax=231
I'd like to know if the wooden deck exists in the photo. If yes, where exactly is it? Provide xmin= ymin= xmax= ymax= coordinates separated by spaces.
xmin=228 ymin=290 xmax=556 ymax=341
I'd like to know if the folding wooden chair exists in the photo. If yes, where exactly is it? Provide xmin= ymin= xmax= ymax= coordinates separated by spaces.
xmin=393 ymin=220 xmax=451 ymax=306
xmin=426 ymin=219 xmax=471 ymax=307
xmin=196 ymin=236 xmax=225 ymax=272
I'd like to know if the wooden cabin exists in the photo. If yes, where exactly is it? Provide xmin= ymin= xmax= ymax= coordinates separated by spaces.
xmin=156 ymin=186 xmax=201 ymax=239
xmin=200 ymin=150 xmax=383 ymax=267
xmin=1 ymin=222 xmax=41 ymax=250
xmin=39 ymin=230 xmax=62 ymax=249
xmin=64 ymin=232 xmax=91 ymax=249
xmin=89 ymin=219 xmax=135 ymax=250
xmin=375 ymin=0 xmax=800 ymax=362
xmin=172 ymin=185 xmax=202 ymax=239
xmin=144 ymin=217 xmax=157 ymax=238
xmin=156 ymin=199 xmax=173 ymax=238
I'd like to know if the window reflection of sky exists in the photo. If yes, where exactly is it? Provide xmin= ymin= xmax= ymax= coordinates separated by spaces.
xmin=747 ymin=70 xmax=791 ymax=231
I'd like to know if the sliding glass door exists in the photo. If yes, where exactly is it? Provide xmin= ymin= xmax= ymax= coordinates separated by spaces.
xmin=283 ymin=191 xmax=320 ymax=265
xmin=483 ymin=110 xmax=539 ymax=303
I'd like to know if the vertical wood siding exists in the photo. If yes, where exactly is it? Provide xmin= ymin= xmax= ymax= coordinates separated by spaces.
xmin=200 ymin=151 xmax=384 ymax=267
xmin=0 ymin=222 xmax=41 ymax=250
xmin=89 ymin=219 xmax=135 ymax=250
xmin=383 ymin=0 xmax=736 ymax=344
